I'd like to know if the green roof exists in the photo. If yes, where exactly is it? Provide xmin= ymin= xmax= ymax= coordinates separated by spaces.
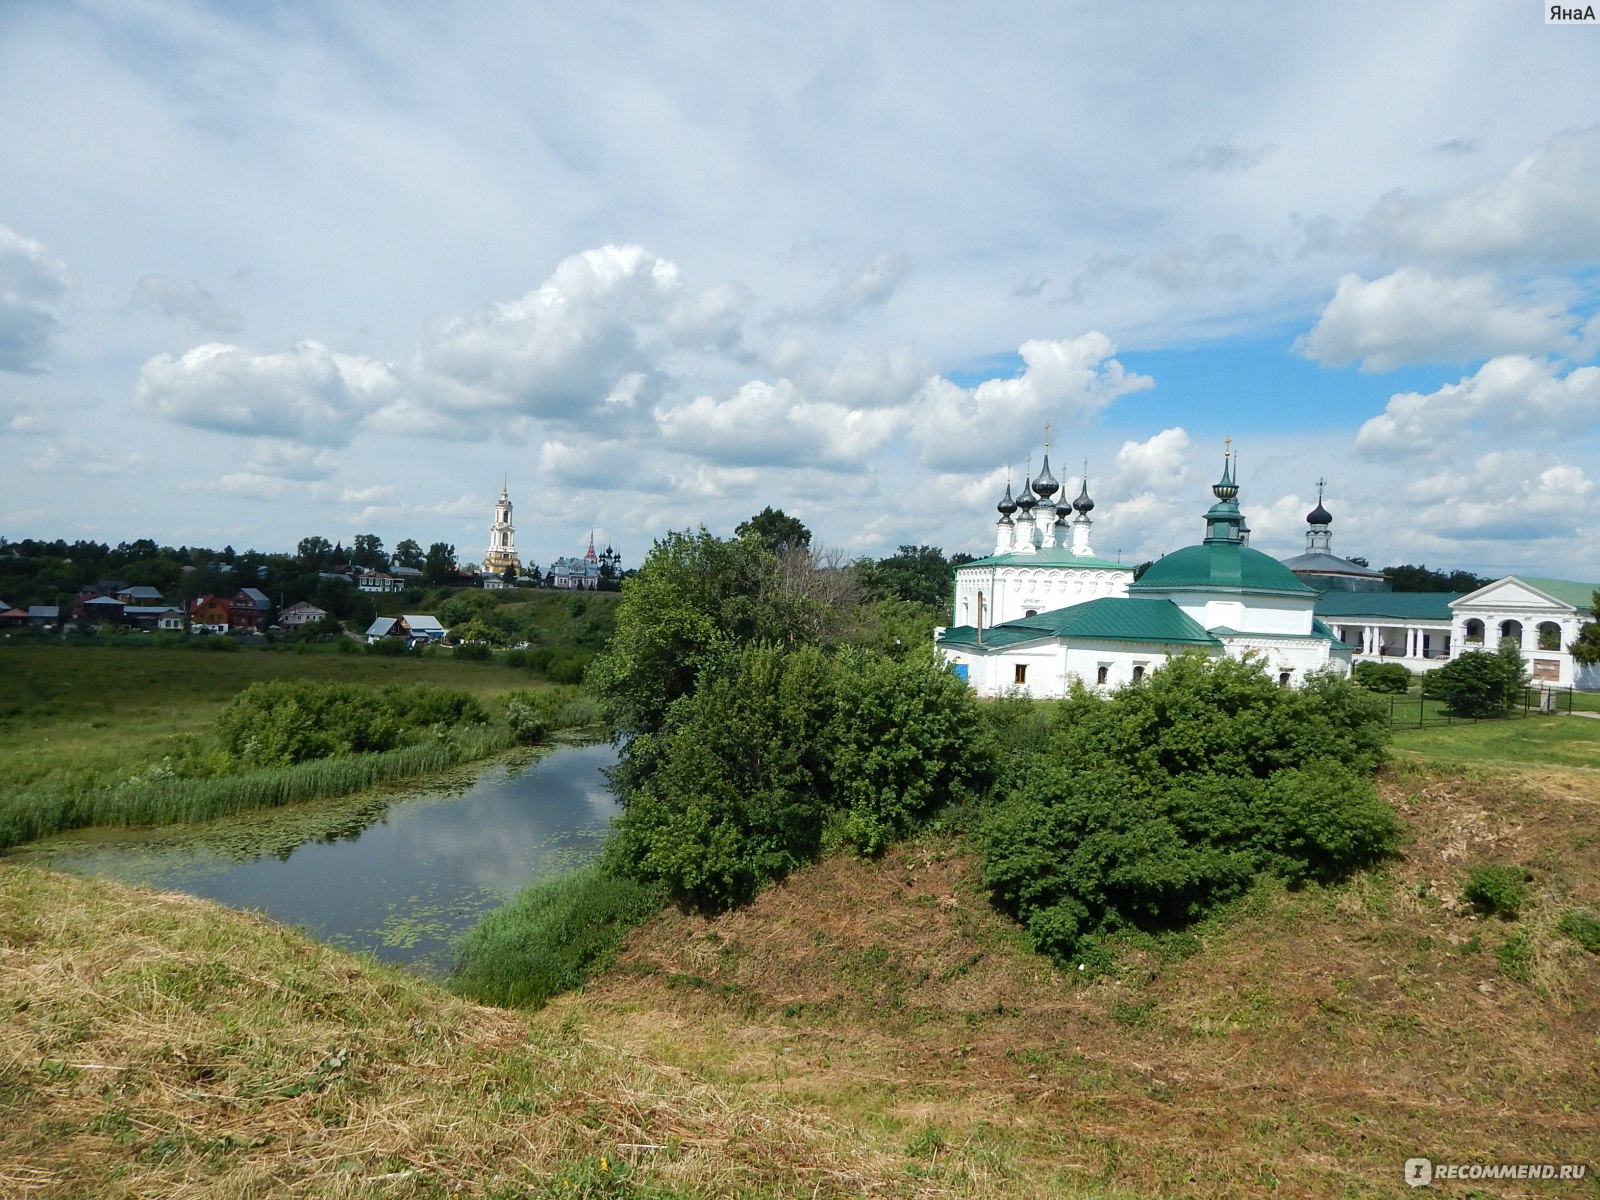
xmin=1314 ymin=592 xmax=1460 ymax=620
xmin=938 ymin=597 xmax=1220 ymax=650
xmin=1510 ymin=577 xmax=1599 ymax=610
xmin=957 ymin=549 xmax=1133 ymax=571
xmin=1131 ymin=542 xmax=1314 ymax=596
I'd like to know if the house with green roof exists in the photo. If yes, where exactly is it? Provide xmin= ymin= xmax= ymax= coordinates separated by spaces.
xmin=938 ymin=455 xmax=1351 ymax=697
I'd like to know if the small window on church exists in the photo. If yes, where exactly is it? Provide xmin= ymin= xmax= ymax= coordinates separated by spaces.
xmin=1278 ymin=671 xmax=1291 ymax=688
xmin=1025 ymin=609 xmax=1037 ymax=618
xmin=1131 ymin=664 xmax=1145 ymax=684
xmin=1014 ymin=663 xmax=1027 ymax=685
xmin=1096 ymin=665 xmax=1109 ymax=685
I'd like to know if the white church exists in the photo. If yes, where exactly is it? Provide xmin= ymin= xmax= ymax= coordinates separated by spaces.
xmin=938 ymin=450 xmax=1350 ymax=696
xmin=938 ymin=449 xmax=1600 ymax=698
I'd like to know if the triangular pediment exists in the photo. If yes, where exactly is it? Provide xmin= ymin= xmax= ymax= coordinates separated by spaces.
xmin=1452 ymin=576 xmax=1583 ymax=614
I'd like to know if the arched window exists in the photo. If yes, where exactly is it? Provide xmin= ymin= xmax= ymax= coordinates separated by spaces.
xmin=1024 ymin=609 xmax=1037 ymax=618
xmin=1499 ymin=619 xmax=1523 ymax=647
xmin=1278 ymin=671 xmax=1291 ymax=688
xmin=1537 ymin=621 xmax=1562 ymax=651
xmin=1131 ymin=664 xmax=1146 ymax=683
xmin=1096 ymin=664 xmax=1109 ymax=685
xmin=1464 ymin=618 xmax=1485 ymax=644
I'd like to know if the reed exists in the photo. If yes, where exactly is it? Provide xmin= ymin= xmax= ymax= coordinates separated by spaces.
xmin=0 ymin=725 xmax=515 ymax=851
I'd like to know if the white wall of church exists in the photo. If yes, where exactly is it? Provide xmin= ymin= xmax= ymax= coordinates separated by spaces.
xmin=953 ymin=564 xmax=1132 ymax=628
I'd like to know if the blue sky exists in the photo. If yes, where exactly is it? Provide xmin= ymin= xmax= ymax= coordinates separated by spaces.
xmin=2 ymin=1 xmax=1599 ymax=579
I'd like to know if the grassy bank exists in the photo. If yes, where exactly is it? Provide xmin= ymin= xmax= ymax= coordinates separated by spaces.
xmin=1390 ymin=710 xmax=1600 ymax=769
xmin=0 ymin=725 xmax=516 ymax=852
xmin=5 ymin=739 xmax=1598 ymax=1195
xmin=0 ymin=643 xmax=599 ymax=852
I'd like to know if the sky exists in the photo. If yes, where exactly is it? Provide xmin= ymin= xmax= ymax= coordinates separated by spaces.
xmin=2 ymin=1 xmax=1599 ymax=579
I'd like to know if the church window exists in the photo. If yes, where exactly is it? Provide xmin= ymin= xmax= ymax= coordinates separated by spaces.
xmin=1096 ymin=665 xmax=1108 ymax=685
xmin=1014 ymin=663 xmax=1028 ymax=685
xmin=1278 ymin=671 xmax=1291 ymax=688
xmin=1131 ymin=664 xmax=1145 ymax=683
xmin=1025 ymin=608 xmax=1037 ymax=618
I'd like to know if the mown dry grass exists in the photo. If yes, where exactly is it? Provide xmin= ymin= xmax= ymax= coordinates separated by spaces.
xmin=575 ymin=760 xmax=1600 ymax=1198
xmin=0 ymin=867 xmax=892 ymax=1199
xmin=3 ymin=759 xmax=1598 ymax=1198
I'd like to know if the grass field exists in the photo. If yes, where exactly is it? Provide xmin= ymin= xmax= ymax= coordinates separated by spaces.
xmin=1390 ymin=711 xmax=1600 ymax=770
xmin=3 ymin=719 xmax=1598 ymax=1197
xmin=0 ymin=642 xmax=539 ymax=796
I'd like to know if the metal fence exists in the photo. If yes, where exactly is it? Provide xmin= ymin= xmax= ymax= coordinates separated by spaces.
xmin=1386 ymin=685 xmax=1576 ymax=729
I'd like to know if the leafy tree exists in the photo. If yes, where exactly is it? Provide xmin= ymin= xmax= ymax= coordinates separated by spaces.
xmin=422 ymin=542 xmax=457 ymax=586
xmin=296 ymin=536 xmax=333 ymax=569
xmin=858 ymin=544 xmax=954 ymax=608
xmin=735 ymin=506 xmax=812 ymax=555
xmin=1569 ymin=590 xmax=1600 ymax=666
xmin=1382 ymin=563 xmax=1491 ymax=593
xmin=394 ymin=538 xmax=425 ymax=569
xmin=1352 ymin=661 xmax=1412 ymax=693
xmin=352 ymin=534 xmax=386 ymax=569
xmin=1425 ymin=642 xmax=1528 ymax=717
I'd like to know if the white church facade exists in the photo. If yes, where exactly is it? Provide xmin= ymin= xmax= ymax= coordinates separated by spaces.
xmin=938 ymin=452 xmax=1351 ymax=698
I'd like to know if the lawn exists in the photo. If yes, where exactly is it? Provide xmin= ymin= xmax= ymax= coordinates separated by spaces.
xmin=1389 ymin=711 xmax=1600 ymax=770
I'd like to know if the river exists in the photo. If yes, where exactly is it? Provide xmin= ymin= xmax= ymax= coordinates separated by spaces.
xmin=0 ymin=741 xmax=621 ymax=975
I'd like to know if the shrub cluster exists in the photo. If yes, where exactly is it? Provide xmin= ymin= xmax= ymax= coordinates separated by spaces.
xmin=981 ymin=655 xmax=1399 ymax=965
xmin=503 ymin=686 xmax=603 ymax=743
xmin=1461 ymin=864 xmax=1528 ymax=919
xmin=603 ymin=644 xmax=991 ymax=911
xmin=1423 ymin=641 xmax=1528 ymax=717
xmin=216 ymin=680 xmax=488 ymax=767
xmin=1352 ymin=660 xmax=1412 ymax=693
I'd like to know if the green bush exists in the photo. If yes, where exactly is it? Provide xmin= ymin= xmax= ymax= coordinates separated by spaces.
xmin=216 ymin=680 xmax=487 ymax=767
xmin=1461 ymin=864 xmax=1528 ymax=919
xmin=1556 ymin=909 xmax=1600 ymax=954
xmin=1353 ymin=661 xmax=1412 ymax=693
xmin=981 ymin=655 xmax=1399 ymax=965
xmin=452 ymin=640 xmax=492 ymax=662
xmin=1425 ymin=642 xmax=1528 ymax=717
xmin=451 ymin=865 xmax=662 ymax=1008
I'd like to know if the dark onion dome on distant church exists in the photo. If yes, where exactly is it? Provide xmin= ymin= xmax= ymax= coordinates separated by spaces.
xmin=1033 ymin=455 xmax=1059 ymax=500
xmin=1073 ymin=477 xmax=1095 ymax=514
xmin=1015 ymin=475 xmax=1038 ymax=511
xmin=1054 ymin=482 xmax=1072 ymax=519
xmin=1306 ymin=481 xmax=1333 ymax=526
xmin=996 ymin=482 xmax=1017 ymax=518
xmin=1280 ymin=477 xmax=1388 ymax=592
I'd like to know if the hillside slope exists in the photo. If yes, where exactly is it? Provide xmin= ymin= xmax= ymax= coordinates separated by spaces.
xmin=2 ymin=760 xmax=1597 ymax=1198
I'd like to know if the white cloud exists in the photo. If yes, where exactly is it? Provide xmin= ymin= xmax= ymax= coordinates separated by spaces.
xmin=340 ymin=484 xmax=397 ymax=504
xmin=136 ymin=340 xmax=395 ymax=445
xmin=1111 ymin=427 xmax=1194 ymax=492
xmin=25 ymin=437 xmax=146 ymax=478
xmin=773 ymin=253 xmax=911 ymax=328
xmin=1352 ymin=125 xmax=1600 ymax=271
xmin=1357 ymin=356 xmax=1600 ymax=461
xmin=1403 ymin=451 xmax=1593 ymax=542
xmin=0 ymin=225 xmax=72 ymax=373
xmin=655 ymin=378 xmax=901 ymax=469
xmin=1299 ymin=269 xmax=1578 ymax=371
xmin=908 ymin=333 xmax=1153 ymax=471
xmin=123 ymin=274 xmax=241 ymax=333
xmin=240 ymin=440 xmax=337 ymax=481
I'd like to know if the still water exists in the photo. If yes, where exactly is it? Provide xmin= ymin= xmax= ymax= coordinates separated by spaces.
xmin=2 ymin=742 xmax=620 ymax=974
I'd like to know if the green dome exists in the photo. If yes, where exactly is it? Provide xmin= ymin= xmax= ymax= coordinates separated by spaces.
xmin=1132 ymin=542 xmax=1313 ymax=595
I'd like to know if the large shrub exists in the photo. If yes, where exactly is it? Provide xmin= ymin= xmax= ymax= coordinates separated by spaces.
xmin=1425 ymin=642 xmax=1528 ymax=717
xmin=217 ymin=680 xmax=487 ymax=767
xmin=981 ymin=655 xmax=1398 ymax=964
xmin=1353 ymin=660 xmax=1412 ymax=694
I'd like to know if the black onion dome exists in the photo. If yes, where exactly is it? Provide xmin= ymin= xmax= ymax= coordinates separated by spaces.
xmin=997 ymin=483 xmax=1017 ymax=516
xmin=1033 ymin=455 xmax=1059 ymax=499
xmin=1016 ymin=477 xmax=1038 ymax=511
xmin=1055 ymin=485 xmax=1072 ymax=517
xmin=1073 ymin=479 xmax=1095 ymax=514
xmin=1306 ymin=500 xmax=1333 ymax=525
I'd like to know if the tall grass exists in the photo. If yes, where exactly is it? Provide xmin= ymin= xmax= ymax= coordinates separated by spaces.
xmin=451 ymin=864 xmax=662 ymax=1009
xmin=0 ymin=725 xmax=515 ymax=852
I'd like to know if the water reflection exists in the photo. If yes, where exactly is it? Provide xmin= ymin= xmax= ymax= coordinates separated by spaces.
xmin=3 ymin=742 xmax=620 ymax=974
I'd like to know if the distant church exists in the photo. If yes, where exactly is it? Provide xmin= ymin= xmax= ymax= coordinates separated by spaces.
xmin=481 ymin=484 xmax=621 ymax=589
xmin=938 ymin=446 xmax=1348 ymax=696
